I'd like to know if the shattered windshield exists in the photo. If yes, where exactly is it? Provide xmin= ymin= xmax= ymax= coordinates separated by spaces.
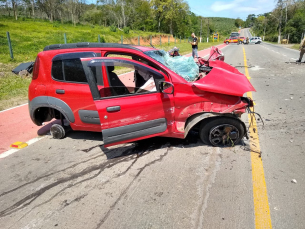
xmin=144 ymin=50 xmax=199 ymax=82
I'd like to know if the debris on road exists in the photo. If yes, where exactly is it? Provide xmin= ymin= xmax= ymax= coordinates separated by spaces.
xmin=291 ymin=179 xmax=297 ymax=184
xmin=10 ymin=141 xmax=28 ymax=149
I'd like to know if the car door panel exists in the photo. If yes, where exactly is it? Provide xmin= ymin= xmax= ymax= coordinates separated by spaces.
xmin=82 ymin=57 xmax=175 ymax=146
xmin=103 ymin=118 xmax=167 ymax=144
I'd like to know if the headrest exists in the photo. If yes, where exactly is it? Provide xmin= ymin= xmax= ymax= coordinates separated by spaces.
xmin=107 ymin=65 xmax=114 ymax=72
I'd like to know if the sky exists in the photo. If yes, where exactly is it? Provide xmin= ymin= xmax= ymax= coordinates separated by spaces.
xmin=187 ymin=0 xmax=276 ymax=20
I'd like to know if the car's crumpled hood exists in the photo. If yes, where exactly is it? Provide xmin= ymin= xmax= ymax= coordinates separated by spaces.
xmin=193 ymin=63 xmax=256 ymax=97
xmin=208 ymin=59 xmax=242 ymax=74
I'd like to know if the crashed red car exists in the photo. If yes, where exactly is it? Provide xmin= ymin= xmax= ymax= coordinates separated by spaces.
xmin=28 ymin=43 xmax=255 ymax=147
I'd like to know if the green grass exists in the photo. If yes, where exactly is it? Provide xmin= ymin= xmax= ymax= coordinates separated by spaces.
xmin=291 ymin=44 xmax=300 ymax=50
xmin=0 ymin=17 xmax=166 ymax=64
xmin=0 ymin=68 xmax=31 ymax=111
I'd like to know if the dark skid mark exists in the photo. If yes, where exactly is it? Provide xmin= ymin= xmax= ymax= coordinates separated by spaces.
xmin=81 ymin=145 xmax=100 ymax=153
xmin=17 ymin=155 xmax=139 ymax=222
xmin=0 ymin=154 xmax=105 ymax=199
xmin=0 ymin=153 xmax=136 ymax=218
xmin=0 ymin=131 xmax=200 ymax=218
xmin=94 ymin=147 xmax=171 ymax=229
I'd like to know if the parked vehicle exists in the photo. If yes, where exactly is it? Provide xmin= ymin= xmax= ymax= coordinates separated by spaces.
xmin=249 ymin=37 xmax=262 ymax=44
xmin=230 ymin=32 xmax=240 ymax=37
xmin=25 ymin=43 xmax=255 ymax=147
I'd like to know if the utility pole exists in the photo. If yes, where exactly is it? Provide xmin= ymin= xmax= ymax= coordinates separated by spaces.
xmin=200 ymin=18 xmax=202 ymax=43
xmin=207 ymin=18 xmax=209 ymax=43
xmin=278 ymin=0 xmax=283 ymax=44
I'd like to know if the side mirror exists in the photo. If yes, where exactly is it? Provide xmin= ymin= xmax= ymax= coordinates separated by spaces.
xmin=160 ymin=81 xmax=174 ymax=94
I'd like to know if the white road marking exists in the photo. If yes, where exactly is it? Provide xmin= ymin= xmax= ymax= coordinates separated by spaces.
xmin=0 ymin=103 xmax=28 ymax=113
xmin=0 ymin=136 xmax=46 ymax=159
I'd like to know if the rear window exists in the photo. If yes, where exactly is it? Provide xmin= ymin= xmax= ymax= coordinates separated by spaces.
xmin=52 ymin=59 xmax=87 ymax=83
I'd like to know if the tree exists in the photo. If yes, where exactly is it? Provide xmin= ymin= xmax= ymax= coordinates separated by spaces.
xmin=235 ymin=18 xmax=244 ymax=28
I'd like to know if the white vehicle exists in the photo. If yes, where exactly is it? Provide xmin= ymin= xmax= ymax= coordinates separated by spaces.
xmin=249 ymin=37 xmax=261 ymax=44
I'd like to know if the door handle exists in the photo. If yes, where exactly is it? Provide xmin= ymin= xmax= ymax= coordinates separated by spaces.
xmin=106 ymin=106 xmax=121 ymax=112
xmin=56 ymin=89 xmax=65 ymax=94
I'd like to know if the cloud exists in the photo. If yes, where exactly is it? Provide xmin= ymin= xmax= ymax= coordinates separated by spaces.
xmin=210 ymin=0 xmax=259 ymax=13
xmin=235 ymin=7 xmax=259 ymax=12
xmin=210 ymin=0 xmax=243 ymax=12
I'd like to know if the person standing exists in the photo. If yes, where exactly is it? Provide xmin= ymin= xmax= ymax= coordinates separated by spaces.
xmin=296 ymin=36 xmax=305 ymax=63
xmin=189 ymin=33 xmax=198 ymax=59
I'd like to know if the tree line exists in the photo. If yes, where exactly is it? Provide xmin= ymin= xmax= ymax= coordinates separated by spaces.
xmin=0 ymin=0 xmax=239 ymax=38
xmin=244 ymin=0 xmax=305 ymax=43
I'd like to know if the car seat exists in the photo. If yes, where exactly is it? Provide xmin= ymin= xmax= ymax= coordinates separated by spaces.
xmin=107 ymin=65 xmax=129 ymax=96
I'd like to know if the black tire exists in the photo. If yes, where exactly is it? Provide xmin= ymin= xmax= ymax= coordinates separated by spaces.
xmin=50 ymin=124 xmax=65 ymax=139
xmin=226 ymin=41 xmax=229 ymax=45
xmin=199 ymin=117 xmax=245 ymax=147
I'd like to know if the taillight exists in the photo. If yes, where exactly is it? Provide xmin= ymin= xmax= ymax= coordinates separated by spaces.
xmin=32 ymin=57 xmax=40 ymax=80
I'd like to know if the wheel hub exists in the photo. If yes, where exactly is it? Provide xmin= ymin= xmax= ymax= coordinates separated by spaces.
xmin=209 ymin=124 xmax=240 ymax=146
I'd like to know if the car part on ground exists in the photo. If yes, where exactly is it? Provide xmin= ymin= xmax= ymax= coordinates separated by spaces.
xmin=12 ymin=62 xmax=34 ymax=75
xmin=50 ymin=124 xmax=65 ymax=139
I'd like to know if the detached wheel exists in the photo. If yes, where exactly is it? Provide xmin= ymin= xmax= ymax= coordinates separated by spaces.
xmin=226 ymin=41 xmax=229 ymax=45
xmin=199 ymin=117 xmax=244 ymax=147
xmin=50 ymin=124 xmax=65 ymax=139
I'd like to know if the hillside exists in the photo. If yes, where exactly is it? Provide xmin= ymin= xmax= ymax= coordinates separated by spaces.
xmin=208 ymin=17 xmax=238 ymax=36
xmin=0 ymin=17 xmax=166 ymax=64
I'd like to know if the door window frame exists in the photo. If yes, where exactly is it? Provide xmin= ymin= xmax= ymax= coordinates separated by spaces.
xmin=83 ymin=57 xmax=168 ymax=101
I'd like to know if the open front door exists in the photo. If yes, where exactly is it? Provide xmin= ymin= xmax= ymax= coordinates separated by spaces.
xmin=82 ymin=57 xmax=175 ymax=147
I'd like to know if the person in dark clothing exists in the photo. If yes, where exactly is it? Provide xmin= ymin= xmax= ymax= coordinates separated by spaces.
xmin=189 ymin=33 xmax=198 ymax=59
xmin=296 ymin=37 xmax=305 ymax=63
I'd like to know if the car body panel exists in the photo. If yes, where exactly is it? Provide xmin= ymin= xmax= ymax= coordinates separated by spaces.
xmin=193 ymin=67 xmax=255 ymax=97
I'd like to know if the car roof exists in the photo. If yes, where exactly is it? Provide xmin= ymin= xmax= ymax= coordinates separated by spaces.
xmin=43 ymin=42 xmax=157 ymax=52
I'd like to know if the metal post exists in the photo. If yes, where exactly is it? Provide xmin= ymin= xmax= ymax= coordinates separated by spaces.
xmin=121 ymin=35 xmax=123 ymax=44
xmin=64 ymin=33 xmax=67 ymax=44
xmin=98 ymin=35 xmax=101 ymax=43
xmin=160 ymin=35 xmax=161 ymax=46
xmin=200 ymin=18 xmax=202 ymax=43
xmin=138 ymin=36 xmax=140 ymax=45
xmin=175 ymin=36 xmax=176 ymax=44
xmin=150 ymin=35 xmax=152 ymax=45
xmin=6 ymin=32 xmax=14 ymax=59
xmin=168 ymin=36 xmax=170 ymax=45
xmin=207 ymin=18 xmax=209 ymax=43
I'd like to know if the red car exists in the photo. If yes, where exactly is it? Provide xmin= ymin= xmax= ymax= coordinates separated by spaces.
xmin=28 ymin=43 xmax=255 ymax=147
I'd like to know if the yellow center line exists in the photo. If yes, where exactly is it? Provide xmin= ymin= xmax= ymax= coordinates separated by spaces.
xmin=243 ymin=47 xmax=272 ymax=229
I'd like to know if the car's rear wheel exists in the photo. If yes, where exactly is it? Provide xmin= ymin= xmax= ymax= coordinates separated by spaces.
xmin=199 ymin=117 xmax=245 ymax=146
xmin=226 ymin=41 xmax=229 ymax=45
xmin=50 ymin=124 xmax=65 ymax=139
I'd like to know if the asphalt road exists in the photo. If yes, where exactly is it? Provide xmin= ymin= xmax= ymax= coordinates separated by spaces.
xmin=0 ymin=29 xmax=304 ymax=229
